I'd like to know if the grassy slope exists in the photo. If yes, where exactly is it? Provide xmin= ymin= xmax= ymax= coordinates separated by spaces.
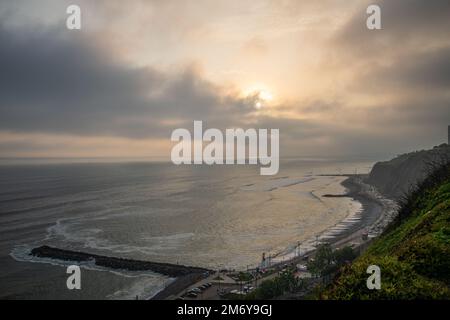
xmin=322 ymin=167 xmax=450 ymax=300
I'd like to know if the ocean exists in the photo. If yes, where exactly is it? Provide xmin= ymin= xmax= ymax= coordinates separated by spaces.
xmin=0 ymin=159 xmax=373 ymax=299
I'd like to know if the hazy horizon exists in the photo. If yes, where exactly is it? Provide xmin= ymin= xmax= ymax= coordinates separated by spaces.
xmin=0 ymin=151 xmax=411 ymax=165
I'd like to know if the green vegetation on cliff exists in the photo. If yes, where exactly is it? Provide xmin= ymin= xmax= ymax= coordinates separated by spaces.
xmin=323 ymin=163 xmax=450 ymax=299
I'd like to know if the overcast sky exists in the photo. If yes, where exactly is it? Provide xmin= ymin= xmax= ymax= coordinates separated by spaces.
xmin=0 ymin=0 xmax=449 ymax=160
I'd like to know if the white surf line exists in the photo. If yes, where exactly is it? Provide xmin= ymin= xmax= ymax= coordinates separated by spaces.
xmin=312 ymin=212 xmax=365 ymax=245
xmin=270 ymin=178 xmax=368 ymax=264
xmin=318 ymin=235 xmax=336 ymax=241
xmin=330 ymin=225 xmax=351 ymax=230
xmin=342 ymin=216 xmax=362 ymax=221
xmin=341 ymin=219 xmax=361 ymax=223
xmin=326 ymin=230 xmax=346 ymax=236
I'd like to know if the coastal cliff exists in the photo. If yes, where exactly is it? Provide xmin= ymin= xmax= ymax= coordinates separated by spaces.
xmin=366 ymin=144 xmax=450 ymax=201
xmin=322 ymin=157 xmax=450 ymax=299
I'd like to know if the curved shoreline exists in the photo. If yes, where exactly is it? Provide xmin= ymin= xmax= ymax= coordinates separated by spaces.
xmin=155 ymin=175 xmax=395 ymax=300
xmin=339 ymin=175 xmax=398 ymax=238
xmin=316 ymin=175 xmax=395 ymax=242
xmin=28 ymin=175 xmax=395 ymax=300
xmin=267 ymin=175 xmax=387 ymax=264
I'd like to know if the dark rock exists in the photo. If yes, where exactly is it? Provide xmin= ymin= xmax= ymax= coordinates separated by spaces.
xmin=30 ymin=246 xmax=211 ymax=278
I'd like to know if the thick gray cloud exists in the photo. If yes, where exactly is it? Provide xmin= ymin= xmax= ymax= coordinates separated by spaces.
xmin=0 ymin=24 xmax=252 ymax=139
xmin=334 ymin=0 xmax=450 ymax=56
xmin=323 ymin=0 xmax=450 ymax=156
xmin=354 ymin=46 xmax=450 ymax=92
xmin=0 ymin=0 xmax=449 ymax=159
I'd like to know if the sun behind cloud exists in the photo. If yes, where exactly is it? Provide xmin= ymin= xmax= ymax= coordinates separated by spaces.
xmin=242 ymin=85 xmax=275 ymax=109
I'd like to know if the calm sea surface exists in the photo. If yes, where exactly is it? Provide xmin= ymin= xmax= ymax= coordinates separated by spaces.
xmin=0 ymin=159 xmax=373 ymax=299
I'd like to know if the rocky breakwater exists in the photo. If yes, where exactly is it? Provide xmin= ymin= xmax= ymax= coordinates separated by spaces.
xmin=30 ymin=245 xmax=211 ymax=278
